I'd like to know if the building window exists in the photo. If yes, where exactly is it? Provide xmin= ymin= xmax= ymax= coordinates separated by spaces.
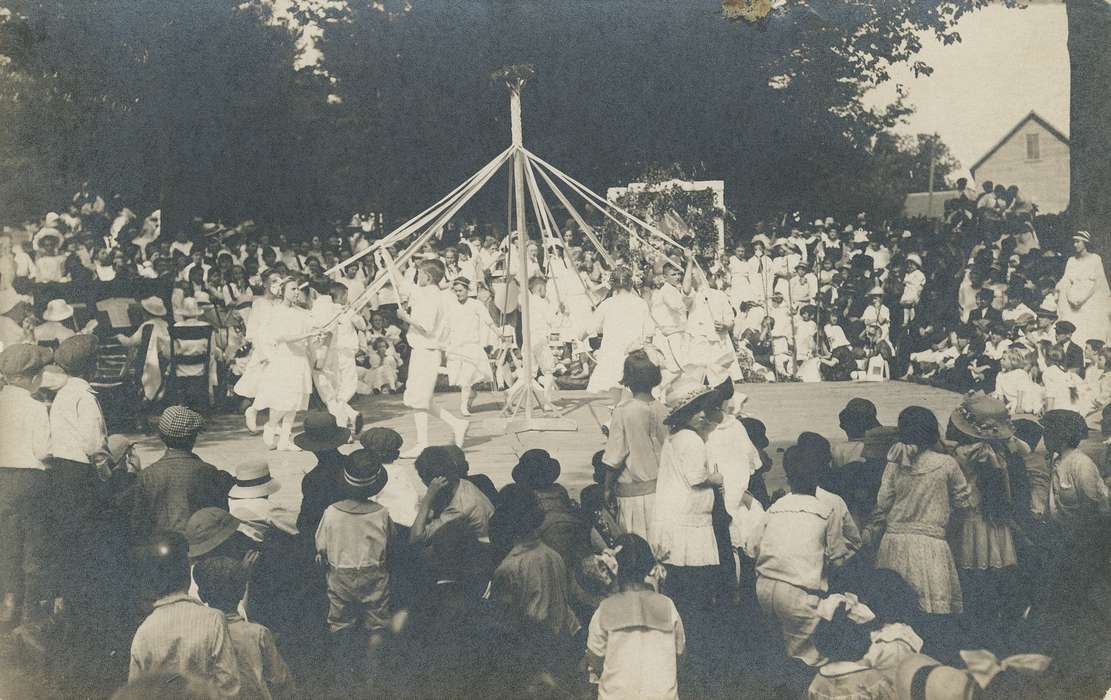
xmin=1026 ymin=133 xmax=1040 ymax=161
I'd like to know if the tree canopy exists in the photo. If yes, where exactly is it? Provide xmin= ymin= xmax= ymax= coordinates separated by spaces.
xmin=0 ymin=0 xmax=993 ymax=236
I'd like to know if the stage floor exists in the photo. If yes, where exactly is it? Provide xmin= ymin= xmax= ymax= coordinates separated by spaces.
xmin=128 ymin=380 xmax=966 ymax=518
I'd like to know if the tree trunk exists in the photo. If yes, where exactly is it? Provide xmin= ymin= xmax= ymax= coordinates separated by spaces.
xmin=1067 ymin=0 xmax=1111 ymax=280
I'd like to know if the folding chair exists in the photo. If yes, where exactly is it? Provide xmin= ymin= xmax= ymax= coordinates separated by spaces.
xmin=166 ymin=324 xmax=214 ymax=409
xmin=92 ymin=325 xmax=154 ymax=431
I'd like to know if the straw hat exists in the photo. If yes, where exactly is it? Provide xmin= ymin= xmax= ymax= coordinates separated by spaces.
xmin=906 ymin=254 xmax=923 ymax=268
xmin=946 ymin=395 xmax=1017 ymax=440
xmin=141 ymin=296 xmax=168 ymax=317
xmin=229 ymin=458 xmax=280 ymax=499
xmin=867 ymin=284 xmax=885 ymax=297
xmin=663 ymin=375 xmax=717 ymax=425
xmin=42 ymin=299 xmax=75 ymax=322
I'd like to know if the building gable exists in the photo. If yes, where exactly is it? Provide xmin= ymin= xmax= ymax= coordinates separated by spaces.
xmin=970 ymin=111 xmax=1070 ymax=177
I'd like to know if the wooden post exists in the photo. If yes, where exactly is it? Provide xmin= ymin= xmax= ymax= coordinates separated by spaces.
xmin=509 ymin=80 xmax=534 ymax=420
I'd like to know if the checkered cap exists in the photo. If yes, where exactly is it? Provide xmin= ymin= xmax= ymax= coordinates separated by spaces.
xmin=157 ymin=405 xmax=206 ymax=439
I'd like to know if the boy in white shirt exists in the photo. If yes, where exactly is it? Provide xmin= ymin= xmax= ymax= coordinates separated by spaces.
xmin=317 ymin=282 xmax=366 ymax=432
xmin=396 ymin=259 xmax=468 ymax=457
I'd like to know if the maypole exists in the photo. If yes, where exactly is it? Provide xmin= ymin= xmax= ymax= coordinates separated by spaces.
xmin=493 ymin=65 xmax=575 ymax=433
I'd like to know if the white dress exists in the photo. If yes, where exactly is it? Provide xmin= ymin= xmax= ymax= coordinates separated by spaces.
xmin=234 ymin=296 xmax=278 ymax=398
xmin=652 ymin=429 xmax=719 ymax=567
xmin=1056 ymin=253 xmax=1111 ymax=344
xmin=444 ymin=297 xmax=494 ymax=387
xmin=685 ymin=288 xmax=741 ymax=380
xmin=252 ymin=305 xmax=313 ymax=412
xmin=586 ymin=291 xmax=654 ymax=394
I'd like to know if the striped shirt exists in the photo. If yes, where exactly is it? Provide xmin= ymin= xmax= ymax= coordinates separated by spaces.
xmin=129 ymin=592 xmax=241 ymax=698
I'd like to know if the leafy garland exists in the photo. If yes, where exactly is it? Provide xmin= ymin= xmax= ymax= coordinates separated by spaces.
xmin=599 ymin=165 xmax=726 ymax=266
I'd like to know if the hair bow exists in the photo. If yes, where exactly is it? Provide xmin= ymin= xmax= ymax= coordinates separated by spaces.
xmin=816 ymin=592 xmax=875 ymax=624
xmin=959 ymin=649 xmax=1051 ymax=689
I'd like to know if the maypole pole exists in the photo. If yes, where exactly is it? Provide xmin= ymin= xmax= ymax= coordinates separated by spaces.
xmin=493 ymin=64 xmax=576 ymax=433
xmin=509 ymin=69 xmax=535 ymax=421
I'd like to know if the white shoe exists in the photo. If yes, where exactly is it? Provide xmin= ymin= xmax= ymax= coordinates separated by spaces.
xmin=277 ymin=441 xmax=302 ymax=452
xmin=400 ymin=444 xmax=427 ymax=460
xmin=245 ymin=407 xmax=259 ymax=434
xmin=262 ymin=425 xmax=277 ymax=449
xmin=460 ymin=405 xmax=472 ymax=417
xmin=452 ymin=419 xmax=469 ymax=448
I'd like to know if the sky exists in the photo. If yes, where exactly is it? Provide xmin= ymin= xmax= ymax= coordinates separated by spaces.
xmin=863 ymin=1 xmax=1069 ymax=179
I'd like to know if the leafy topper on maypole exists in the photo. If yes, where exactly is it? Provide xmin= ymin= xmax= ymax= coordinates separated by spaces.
xmin=490 ymin=64 xmax=536 ymax=90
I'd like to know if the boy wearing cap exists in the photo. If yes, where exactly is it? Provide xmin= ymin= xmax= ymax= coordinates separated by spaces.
xmin=129 ymin=405 xmax=233 ymax=539
xmin=0 ymin=343 xmax=54 ymax=623
xmin=315 ymin=449 xmax=395 ymax=636
xmin=1053 ymin=320 xmax=1085 ymax=377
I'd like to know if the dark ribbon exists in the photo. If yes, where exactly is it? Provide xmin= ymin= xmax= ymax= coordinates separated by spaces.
xmin=235 ymin=474 xmax=272 ymax=488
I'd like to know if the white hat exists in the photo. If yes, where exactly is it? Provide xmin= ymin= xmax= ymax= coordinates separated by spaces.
xmin=42 ymin=299 xmax=75 ymax=322
xmin=852 ymin=230 xmax=869 ymax=244
xmin=824 ymin=217 xmax=834 ymax=226
xmin=906 ymin=254 xmax=923 ymax=268
xmin=140 ymin=296 xmax=168 ymax=317
xmin=228 ymin=458 xmax=280 ymax=499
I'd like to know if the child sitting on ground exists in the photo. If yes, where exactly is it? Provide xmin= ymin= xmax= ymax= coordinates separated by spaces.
xmin=803 ymin=570 xmax=923 ymax=699
xmin=586 ymin=533 xmax=685 ymax=700
xmin=193 ymin=556 xmax=296 ymax=700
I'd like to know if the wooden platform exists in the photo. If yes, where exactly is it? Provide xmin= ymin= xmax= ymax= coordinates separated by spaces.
xmin=127 ymin=381 xmax=964 ymax=518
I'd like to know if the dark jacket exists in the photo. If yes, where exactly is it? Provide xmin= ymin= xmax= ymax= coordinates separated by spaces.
xmin=296 ymin=450 xmax=350 ymax=537
xmin=128 ymin=447 xmax=233 ymax=539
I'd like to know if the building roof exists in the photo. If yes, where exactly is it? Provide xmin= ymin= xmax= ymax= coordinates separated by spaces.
xmin=969 ymin=111 xmax=1070 ymax=176
xmin=902 ymin=191 xmax=959 ymax=220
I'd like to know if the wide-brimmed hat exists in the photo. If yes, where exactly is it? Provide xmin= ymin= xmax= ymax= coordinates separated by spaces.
xmin=512 ymin=448 xmax=562 ymax=489
xmin=867 ymin=284 xmax=885 ymax=297
xmin=42 ymin=299 xmax=75 ymax=322
xmin=229 ymin=458 xmax=280 ymax=499
xmin=184 ymin=508 xmax=241 ymax=558
xmin=157 ymin=405 xmax=206 ymax=439
xmin=0 ymin=343 xmax=53 ymax=377
xmin=906 ymin=253 xmax=923 ymax=268
xmin=950 ymin=393 xmax=1014 ymax=441
xmin=840 ymin=397 xmax=881 ymax=432
xmin=338 ymin=449 xmax=388 ymax=498
xmin=141 ymin=296 xmax=168 ymax=317
xmin=294 ymin=411 xmax=351 ymax=451
xmin=55 ymin=334 xmax=99 ymax=374
xmin=663 ymin=375 xmax=718 ymax=425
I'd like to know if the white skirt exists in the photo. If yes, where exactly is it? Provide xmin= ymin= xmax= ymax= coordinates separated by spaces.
xmin=617 ymin=493 xmax=656 ymax=543
xmin=446 ymin=343 xmax=492 ymax=387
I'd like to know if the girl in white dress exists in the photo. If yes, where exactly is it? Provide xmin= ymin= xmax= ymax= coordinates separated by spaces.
xmin=253 ymin=279 xmax=316 ymax=451
xmin=444 ymin=277 xmax=496 ymax=415
xmin=586 ymin=267 xmax=655 ymax=411
xmin=652 ymin=374 xmax=725 ymax=612
xmin=1056 ymin=231 xmax=1111 ymax=345
xmin=236 ymin=270 xmax=282 ymax=432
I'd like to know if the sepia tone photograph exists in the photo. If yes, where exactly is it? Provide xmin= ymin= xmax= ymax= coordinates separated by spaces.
xmin=0 ymin=0 xmax=1109 ymax=698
